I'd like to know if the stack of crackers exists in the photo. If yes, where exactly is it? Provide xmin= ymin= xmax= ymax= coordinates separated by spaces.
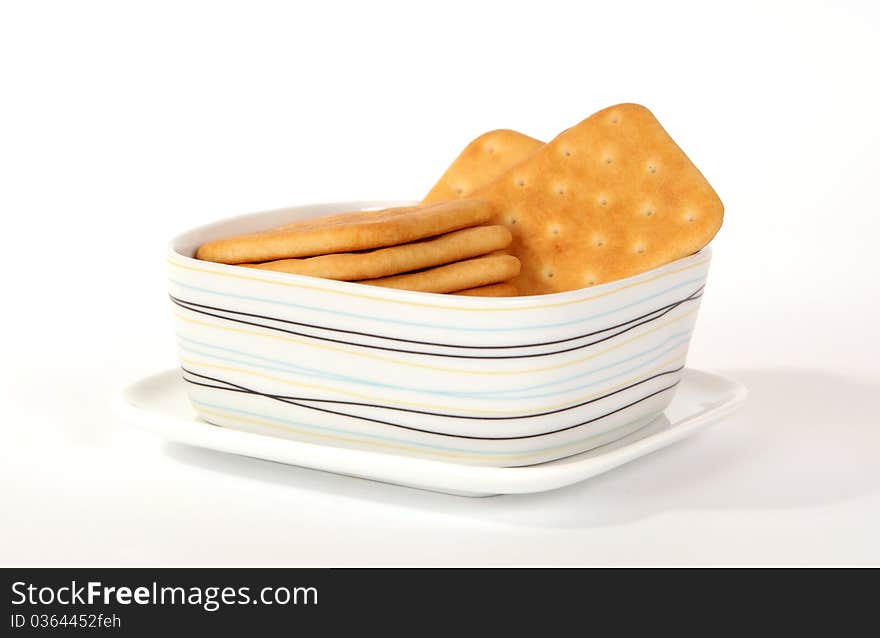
xmin=197 ymin=103 xmax=723 ymax=296
xmin=195 ymin=199 xmax=522 ymax=296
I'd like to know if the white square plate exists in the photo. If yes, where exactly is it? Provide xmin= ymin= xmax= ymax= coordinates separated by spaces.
xmin=115 ymin=368 xmax=746 ymax=496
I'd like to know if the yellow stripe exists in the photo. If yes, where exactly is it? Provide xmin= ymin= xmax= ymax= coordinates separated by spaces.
xmin=196 ymin=404 xmax=656 ymax=462
xmin=176 ymin=307 xmax=696 ymax=375
xmin=181 ymin=350 xmax=687 ymax=416
xmin=168 ymin=256 xmax=708 ymax=312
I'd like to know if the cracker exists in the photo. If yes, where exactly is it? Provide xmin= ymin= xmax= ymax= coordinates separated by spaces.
xmin=452 ymin=282 xmax=519 ymax=297
xmin=472 ymin=103 xmax=724 ymax=295
xmin=422 ymin=129 xmax=543 ymax=204
xmin=239 ymin=225 xmax=512 ymax=281
xmin=357 ymin=254 xmax=521 ymax=294
xmin=196 ymin=199 xmax=494 ymax=264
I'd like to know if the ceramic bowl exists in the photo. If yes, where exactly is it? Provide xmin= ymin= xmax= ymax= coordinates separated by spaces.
xmin=168 ymin=200 xmax=711 ymax=467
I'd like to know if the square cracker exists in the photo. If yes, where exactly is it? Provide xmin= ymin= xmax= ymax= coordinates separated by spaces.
xmin=422 ymin=129 xmax=543 ymax=204
xmin=357 ymin=253 xmax=520 ymax=294
xmin=195 ymin=199 xmax=493 ymax=264
xmin=452 ymin=282 xmax=518 ymax=297
xmin=472 ymin=103 xmax=723 ymax=295
xmin=239 ymin=225 xmax=511 ymax=280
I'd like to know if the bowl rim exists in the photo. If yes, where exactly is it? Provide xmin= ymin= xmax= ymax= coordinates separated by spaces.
xmin=167 ymin=199 xmax=712 ymax=309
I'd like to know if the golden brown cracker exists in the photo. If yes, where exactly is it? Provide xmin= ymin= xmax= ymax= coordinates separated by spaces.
xmin=422 ymin=130 xmax=543 ymax=204
xmin=196 ymin=199 xmax=494 ymax=264
xmin=452 ymin=282 xmax=519 ymax=297
xmin=239 ymin=225 xmax=512 ymax=281
xmin=472 ymin=104 xmax=724 ymax=295
xmin=357 ymin=254 xmax=521 ymax=294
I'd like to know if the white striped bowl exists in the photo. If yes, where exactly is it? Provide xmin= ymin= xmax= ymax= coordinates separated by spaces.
xmin=168 ymin=200 xmax=711 ymax=467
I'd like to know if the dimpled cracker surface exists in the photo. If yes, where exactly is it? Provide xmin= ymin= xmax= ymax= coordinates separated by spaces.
xmin=196 ymin=199 xmax=493 ymax=264
xmin=422 ymin=130 xmax=544 ymax=204
xmin=472 ymin=104 xmax=724 ymax=295
xmin=239 ymin=225 xmax=512 ymax=280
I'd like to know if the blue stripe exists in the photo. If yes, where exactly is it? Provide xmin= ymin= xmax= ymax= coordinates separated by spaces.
xmin=190 ymin=396 xmax=666 ymax=456
xmin=502 ymin=339 xmax=690 ymax=399
xmin=177 ymin=331 xmax=691 ymax=400
xmin=169 ymin=275 xmax=706 ymax=333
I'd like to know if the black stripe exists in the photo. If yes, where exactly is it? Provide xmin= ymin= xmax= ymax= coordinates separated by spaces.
xmin=171 ymin=287 xmax=702 ymax=360
xmin=171 ymin=285 xmax=703 ymax=350
xmin=181 ymin=366 xmax=681 ymax=440
xmin=182 ymin=365 xmax=683 ymax=421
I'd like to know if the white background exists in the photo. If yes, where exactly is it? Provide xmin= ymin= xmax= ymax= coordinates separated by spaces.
xmin=1 ymin=0 xmax=878 ymax=565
